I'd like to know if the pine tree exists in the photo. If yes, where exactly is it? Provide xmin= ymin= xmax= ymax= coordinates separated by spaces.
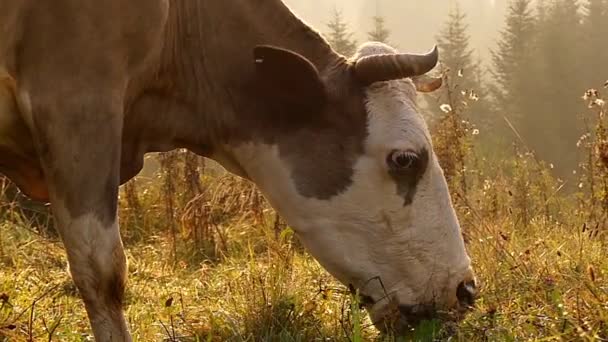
xmin=368 ymin=15 xmax=390 ymax=44
xmin=429 ymin=3 xmax=492 ymax=186
xmin=430 ymin=4 xmax=489 ymax=126
xmin=325 ymin=8 xmax=358 ymax=57
xmin=491 ymin=0 xmax=537 ymax=130
xmin=436 ymin=4 xmax=474 ymax=82
xmin=581 ymin=0 xmax=608 ymax=86
xmin=528 ymin=0 xmax=584 ymax=174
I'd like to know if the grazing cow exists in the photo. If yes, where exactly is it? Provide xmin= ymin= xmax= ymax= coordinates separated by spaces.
xmin=0 ymin=0 xmax=477 ymax=340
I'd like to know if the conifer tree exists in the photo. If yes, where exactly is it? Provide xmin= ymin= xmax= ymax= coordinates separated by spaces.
xmin=430 ymin=4 xmax=489 ymax=126
xmin=436 ymin=5 xmax=474 ymax=82
xmin=581 ymin=0 xmax=608 ymax=86
xmin=325 ymin=8 xmax=358 ymax=57
xmin=368 ymin=15 xmax=390 ymax=44
xmin=491 ymin=0 xmax=536 ymax=130
xmin=528 ymin=0 xmax=584 ymax=173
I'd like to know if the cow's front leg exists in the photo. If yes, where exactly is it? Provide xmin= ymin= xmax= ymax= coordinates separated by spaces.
xmin=29 ymin=91 xmax=130 ymax=341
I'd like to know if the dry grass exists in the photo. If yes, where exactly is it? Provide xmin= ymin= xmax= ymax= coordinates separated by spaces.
xmin=0 ymin=196 xmax=372 ymax=341
xmin=1 ymin=159 xmax=607 ymax=341
xmin=0 ymin=87 xmax=607 ymax=341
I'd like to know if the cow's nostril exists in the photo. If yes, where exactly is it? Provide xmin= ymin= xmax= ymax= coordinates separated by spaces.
xmin=456 ymin=280 xmax=477 ymax=307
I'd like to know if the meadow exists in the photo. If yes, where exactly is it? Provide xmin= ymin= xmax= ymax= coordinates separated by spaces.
xmin=0 ymin=86 xmax=607 ymax=341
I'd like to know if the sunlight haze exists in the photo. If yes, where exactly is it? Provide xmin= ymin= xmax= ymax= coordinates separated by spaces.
xmin=282 ymin=0 xmax=507 ymax=58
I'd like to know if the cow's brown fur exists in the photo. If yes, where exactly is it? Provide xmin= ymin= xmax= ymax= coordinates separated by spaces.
xmin=122 ymin=1 xmax=365 ymax=200
xmin=0 ymin=1 xmax=372 ymax=340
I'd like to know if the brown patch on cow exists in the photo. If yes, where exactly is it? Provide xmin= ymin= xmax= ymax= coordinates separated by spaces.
xmin=247 ymin=46 xmax=368 ymax=200
xmin=275 ymin=71 xmax=368 ymax=200
xmin=254 ymin=45 xmax=326 ymax=110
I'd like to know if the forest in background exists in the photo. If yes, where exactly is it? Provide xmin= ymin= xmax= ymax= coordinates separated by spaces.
xmin=283 ymin=0 xmax=506 ymax=59
xmin=321 ymin=0 xmax=608 ymax=181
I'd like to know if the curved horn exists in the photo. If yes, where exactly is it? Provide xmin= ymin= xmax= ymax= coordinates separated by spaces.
xmin=354 ymin=46 xmax=439 ymax=85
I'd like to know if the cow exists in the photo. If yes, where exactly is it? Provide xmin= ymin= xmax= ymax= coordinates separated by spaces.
xmin=0 ymin=1 xmax=477 ymax=340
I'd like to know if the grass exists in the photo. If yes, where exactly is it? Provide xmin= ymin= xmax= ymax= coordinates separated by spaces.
xmin=0 ymin=85 xmax=607 ymax=341
xmin=0 ymin=161 xmax=607 ymax=341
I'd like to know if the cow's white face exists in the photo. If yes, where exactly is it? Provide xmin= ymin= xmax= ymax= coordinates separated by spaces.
xmin=215 ymin=42 xmax=476 ymax=330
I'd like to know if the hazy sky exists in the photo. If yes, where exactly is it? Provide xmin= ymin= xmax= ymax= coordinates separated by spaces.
xmin=282 ymin=0 xmax=508 ymax=60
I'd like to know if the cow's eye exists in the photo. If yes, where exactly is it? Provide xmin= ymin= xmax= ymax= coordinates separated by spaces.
xmin=388 ymin=150 xmax=418 ymax=170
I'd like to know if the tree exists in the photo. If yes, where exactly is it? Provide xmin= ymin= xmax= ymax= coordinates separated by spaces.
xmin=325 ymin=8 xmax=358 ymax=57
xmin=491 ymin=0 xmax=537 ymax=135
xmin=436 ymin=4 xmax=474 ymax=80
xmin=581 ymin=0 xmax=608 ymax=86
xmin=428 ymin=3 xmax=490 ymax=190
xmin=368 ymin=15 xmax=390 ymax=44
xmin=527 ymin=0 xmax=584 ymax=175
xmin=430 ymin=4 xmax=489 ymax=127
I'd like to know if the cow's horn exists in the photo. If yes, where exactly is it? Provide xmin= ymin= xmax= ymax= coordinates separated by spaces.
xmin=354 ymin=46 xmax=439 ymax=85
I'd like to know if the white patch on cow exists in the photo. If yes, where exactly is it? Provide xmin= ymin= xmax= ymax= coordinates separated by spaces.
xmin=51 ymin=200 xmax=131 ymax=341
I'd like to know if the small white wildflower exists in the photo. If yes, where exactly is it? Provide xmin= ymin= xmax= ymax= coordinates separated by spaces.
xmin=472 ymin=129 xmax=480 ymax=136
xmin=483 ymin=180 xmax=492 ymax=191
xmin=469 ymin=90 xmax=479 ymax=101
xmin=594 ymin=98 xmax=605 ymax=107
xmin=579 ymin=182 xmax=584 ymax=189
xmin=440 ymin=104 xmax=452 ymax=113
xmin=583 ymin=89 xmax=598 ymax=101
xmin=550 ymin=163 xmax=554 ymax=169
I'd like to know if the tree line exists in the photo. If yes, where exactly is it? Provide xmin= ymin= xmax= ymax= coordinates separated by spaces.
xmin=325 ymin=0 xmax=608 ymax=178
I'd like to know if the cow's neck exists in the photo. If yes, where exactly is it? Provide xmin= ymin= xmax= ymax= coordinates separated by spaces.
xmin=123 ymin=0 xmax=343 ymax=182
xmin=156 ymin=0 xmax=341 ymax=146
xmin=165 ymin=0 xmax=338 ymax=77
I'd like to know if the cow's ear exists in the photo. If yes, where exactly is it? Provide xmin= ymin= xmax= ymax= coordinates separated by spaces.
xmin=412 ymin=75 xmax=443 ymax=93
xmin=253 ymin=45 xmax=326 ymax=109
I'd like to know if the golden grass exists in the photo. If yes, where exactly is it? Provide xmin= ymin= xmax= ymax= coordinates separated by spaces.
xmin=0 ymin=163 xmax=606 ymax=341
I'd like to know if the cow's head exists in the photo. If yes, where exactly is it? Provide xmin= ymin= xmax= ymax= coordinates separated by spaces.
xmin=215 ymin=42 xmax=476 ymax=331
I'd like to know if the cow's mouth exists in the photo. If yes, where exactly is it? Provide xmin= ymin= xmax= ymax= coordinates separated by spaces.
xmin=368 ymin=300 xmax=473 ymax=335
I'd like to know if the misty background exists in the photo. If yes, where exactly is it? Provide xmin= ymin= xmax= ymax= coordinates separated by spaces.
xmin=283 ymin=0 xmax=506 ymax=60
xmin=282 ymin=0 xmax=608 ymax=183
